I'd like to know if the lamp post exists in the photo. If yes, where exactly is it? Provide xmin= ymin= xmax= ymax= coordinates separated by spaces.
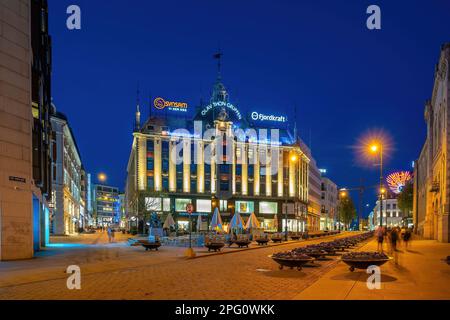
xmin=185 ymin=203 xmax=195 ymax=258
xmin=369 ymin=144 xmax=384 ymax=228
xmin=285 ymin=152 xmax=298 ymax=241
xmin=338 ymin=190 xmax=347 ymax=232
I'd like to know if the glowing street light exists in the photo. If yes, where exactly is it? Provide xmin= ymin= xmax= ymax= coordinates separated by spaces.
xmin=338 ymin=189 xmax=348 ymax=231
xmin=367 ymin=140 xmax=385 ymax=228
xmin=285 ymin=152 xmax=298 ymax=240
xmin=98 ymin=173 xmax=107 ymax=183
xmin=370 ymin=144 xmax=379 ymax=153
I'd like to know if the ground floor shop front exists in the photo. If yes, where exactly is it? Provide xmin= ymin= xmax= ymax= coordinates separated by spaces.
xmin=129 ymin=194 xmax=315 ymax=233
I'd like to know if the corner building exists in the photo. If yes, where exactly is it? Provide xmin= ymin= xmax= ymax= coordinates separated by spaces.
xmin=126 ymin=74 xmax=311 ymax=232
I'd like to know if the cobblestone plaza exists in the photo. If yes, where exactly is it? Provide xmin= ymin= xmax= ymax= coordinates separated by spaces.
xmin=0 ymin=233 xmax=449 ymax=300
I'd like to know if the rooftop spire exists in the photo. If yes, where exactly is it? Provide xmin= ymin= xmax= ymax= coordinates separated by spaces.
xmin=135 ymin=84 xmax=141 ymax=131
xmin=211 ymin=51 xmax=228 ymax=104
xmin=213 ymin=51 xmax=223 ymax=81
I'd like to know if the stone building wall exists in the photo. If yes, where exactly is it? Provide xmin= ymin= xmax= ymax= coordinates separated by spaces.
xmin=0 ymin=0 xmax=33 ymax=260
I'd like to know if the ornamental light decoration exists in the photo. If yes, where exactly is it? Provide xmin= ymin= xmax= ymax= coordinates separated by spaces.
xmin=386 ymin=171 xmax=412 ymax=194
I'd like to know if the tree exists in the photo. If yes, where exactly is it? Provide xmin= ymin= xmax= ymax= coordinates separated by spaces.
xmin=339 ymin=196 xmax=357 ymax=229
xmin=134 ymin=191 xmax=161 ymax=234
xmin=397 ymin=182 xmax=413 ymax=217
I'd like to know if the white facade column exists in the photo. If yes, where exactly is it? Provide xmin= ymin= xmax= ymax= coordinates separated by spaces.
xmin=197 ymin=140 xmax=204 ymax=193
xmin=254 ymin=146 xmax=260 ymax=196
xmin=169 ymin=141 xmax=176 ymax=192
xmin=278 ymin=149 xmax=284 ymax=197
xmin=154 ymin=138 xmax=162 ymax=191
xmin=183 ymin=138 xmax=190 ymax=193
xmin=242 ymin=144 xmax=248 ymax=195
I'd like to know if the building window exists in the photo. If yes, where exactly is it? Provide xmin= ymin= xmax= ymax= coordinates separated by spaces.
xmin=259 ymin=201 xmax=278 ymax=214
xmin=219 ymin=200 xmax=228 ymax=212
xmin=196 ymin=199 xmax=211 ymax=212
xmin=147 ymin=140 xmax=154 ymax=152
xmin=162 ymin=159 xmax=169 ymax=173
xmin=147 ymin=157 xmax=154 ymax=170
xmin=175 ymin=198 xmax=191 ymax=212
xmin=163 ymin=198 xmax=171 ymax=212
xmin=176 ymin=178 xmax=183 ymax=192
xmin=162 ymin=177 xmax=169 ymax=191
xmin=248 ymin=165 xmax=254 ymax=176
xmin=191 ymin=179 xmax=197 ymax=193
xmin=147 ymin=177 xmax=154 ymax=190
xmin=236 ymin=201 xmax=254 ymax=213
xmin=220 ymin=180 xmax=229 ymax=191
xmin=145 ymin=197 xmax=162 ymax=211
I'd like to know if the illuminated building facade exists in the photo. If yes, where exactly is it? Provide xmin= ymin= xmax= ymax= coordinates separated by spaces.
xmin=373 ymin=198 xmax=404 ymax=228
xmin=320 ymin=176 xmax=338 ymax=230
xmin=125 ymin=72 xmax=312 ymax=232
xmin=50 ymin=107 xmax=86 ymax=235
xmin=94 ymin=184 xmax=120 ymax=227
xmin=413 ymin=43 xmax=450 ymax=242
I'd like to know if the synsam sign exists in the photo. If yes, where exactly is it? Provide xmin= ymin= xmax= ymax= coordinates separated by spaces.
xmin=251 ymin=112 xmax=287 ymax=122
xmin=154 ymin=97 xmax=188 ymax=112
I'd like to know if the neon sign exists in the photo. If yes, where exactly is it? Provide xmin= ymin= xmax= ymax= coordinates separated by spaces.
xmin=153 ymin=97 xmax=188 ymax=112
xmin=251 ymin=112 xmax=286 ymax=122
xmin=200 ymin=101 xmax=242 ymax=120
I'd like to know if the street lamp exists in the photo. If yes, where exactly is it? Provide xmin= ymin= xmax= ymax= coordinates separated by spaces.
xmin=98 ymin=172 xmax=107 ymax=183
xmin=285 ymin=152 xmax=298 ymax=241
xmin=369 ymin=143 xmax=384 ymax=228
xmin=338 ymin=189 xmax=347 ymax=232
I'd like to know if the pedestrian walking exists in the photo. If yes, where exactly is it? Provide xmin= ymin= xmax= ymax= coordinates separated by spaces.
xmin=107 ymin=226 xmax=112 ymax=243
xmin=389 ymin=228 xmax=399 ymax=264
xmin=403 ymin=228 xmax=412 ymax=250
xmin=111 ymin=227 xmax=115 ymax=243
xmin=376 ymin=226 xmax=384 ymax=252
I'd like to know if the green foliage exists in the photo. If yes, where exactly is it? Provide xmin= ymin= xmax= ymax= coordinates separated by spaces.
xmin=339 ymin=195 xmax=357 ymax=226
xmin=397 ymin=182 xmax=413 ymax=216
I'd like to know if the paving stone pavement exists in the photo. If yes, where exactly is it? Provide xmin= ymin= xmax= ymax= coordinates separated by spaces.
xmin=0 ymin=232 xmax=370 ymax=300
xmin=294 ymin=238 xmax=450 ymax=300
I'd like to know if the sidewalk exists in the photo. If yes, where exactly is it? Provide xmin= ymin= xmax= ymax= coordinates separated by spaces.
xmin=293 ymin=238 xmax=450 ymax=300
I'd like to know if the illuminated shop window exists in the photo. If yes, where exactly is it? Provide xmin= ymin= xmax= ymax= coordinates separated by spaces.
xmin=219 ymin=200 xmax=228 ymax=212
xmin=236 ymin=201 xmax=254 ymax=213
xmin=145 ymin=197 xmax=162 ymax=211
xmin=175 ymin=198 xmax=191 ymax=212
xmin=163 ymin=198 xmax=171 ymax=212
xmin=196 ymin=199 xmax=211 ymax=212
xmin=259 ymin=201 xmax=278 ymax=214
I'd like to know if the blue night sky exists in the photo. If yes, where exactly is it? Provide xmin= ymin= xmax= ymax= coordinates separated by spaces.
xmin=48 ymin=0 xmax=450 ymax=217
